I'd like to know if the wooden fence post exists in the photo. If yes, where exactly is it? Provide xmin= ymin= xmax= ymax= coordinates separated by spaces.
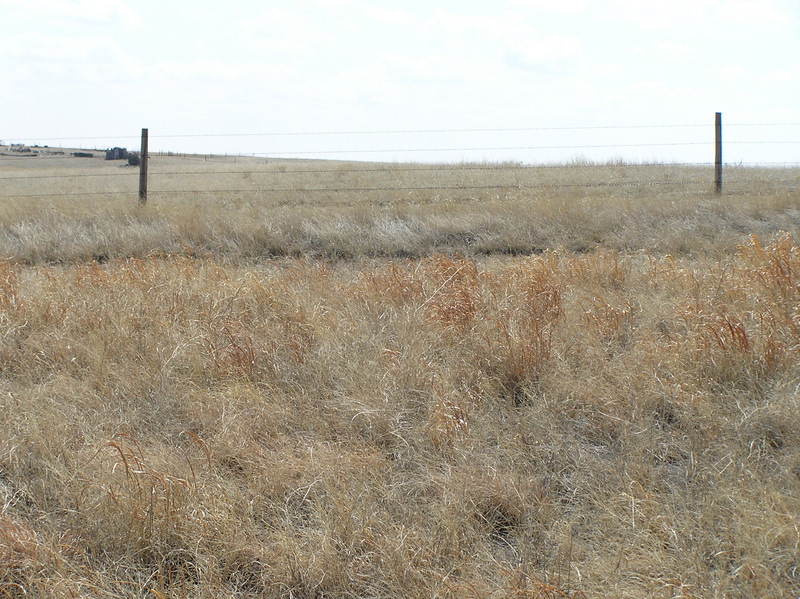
xmin=138 ymin=128 xmax=149 ymax=205
xmin=715 ymin=112 xmax=722 ymax=194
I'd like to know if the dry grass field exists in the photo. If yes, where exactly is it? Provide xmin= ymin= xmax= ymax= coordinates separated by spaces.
xmin=0 ymin=150 xmax=799 ymax=597
xmin=1 ymin=150 xmax=798 ymax=262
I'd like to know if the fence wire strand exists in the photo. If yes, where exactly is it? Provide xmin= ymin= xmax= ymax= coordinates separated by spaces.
xmin=2 ymin=123 xmax=798 ymax=200
xmin=4 ymin=121 xmax=799 ymax=143
xmin=2 ymin=177 xmax=795 ymax=200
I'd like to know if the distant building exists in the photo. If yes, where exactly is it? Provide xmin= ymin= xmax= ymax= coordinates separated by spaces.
xmin=105 ymin=147 xmax=129 ymax=160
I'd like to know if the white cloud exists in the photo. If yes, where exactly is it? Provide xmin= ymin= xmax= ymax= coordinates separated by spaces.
xmin=761 ymin=65 xmax=800 ymax=85
xmin=236 ymin=1 xmax=415 ymax=59
xmin=654 ymin=43 xmax=695 ymax=63
xmin=421 ymin=9 xmax=583 ymax=75
xmin=723 ymin=0 xmax=798 ymax=25
xmin=607 ymin=0 xmax=710 ymax=30
xmin=349 ymin=2 xmax=415 ymax=25
xmin=306 ymin=0 xmax=357 ymax=7
xmin=601 ymin=0 xmax=797 ymax=33
xmin=506 ymin=35 xmax=583 ymax=70
xmin=428 ymin=9 xmax=504 ymax=37
xmin=238 ymin=7 xmax=342 ymax=57
xmin=717 ymin=64 xmax=752 ymax=78
xmin=504 ymin=0 xmax=592 ymax=15
xmin=0 ymin=0 xmax=143 ymax=28
xmin=3 ymin=32 xmax=112 ymax=58
xmin=1 ymin=32 xmax=141 ymax=82
xmin=1 ymin=1 xmax=796 ymax=161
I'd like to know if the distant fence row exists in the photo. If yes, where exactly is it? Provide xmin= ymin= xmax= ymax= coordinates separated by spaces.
xmin=1 ymin=117 xmax=798 ymax=203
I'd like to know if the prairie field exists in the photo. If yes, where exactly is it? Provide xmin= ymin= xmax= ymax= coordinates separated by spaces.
xmin=0 ymin=152 xmax=799 ymax=598
xmin=1 ymin=151 xmax=798 ymax=262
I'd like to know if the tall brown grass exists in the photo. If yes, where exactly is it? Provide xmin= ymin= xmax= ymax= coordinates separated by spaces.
xmin=0 ymin=155 xmax=798 ymax=597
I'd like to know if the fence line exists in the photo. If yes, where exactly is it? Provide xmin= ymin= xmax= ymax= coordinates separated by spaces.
xmin=0 ymin=142 xmax=765 ymax=161
xmin=3 ymin=176 xmax=796 ymax=200
xmin=4 ymin=121 xmax=799 ymax=144
xmin=0 ymin=160 xmax=745 ymax=177
xmin=2 ymin=140 xmax=797 ymax=160
xmin=1 ymin=168 xmax=796 ymax=199
xmin=1 ymin=161 xmax=797 ymax=183
xmin=1 ymin=118 xmax=798 ymax=200
xmin=1 ymin=162 xmax=798 ymax=182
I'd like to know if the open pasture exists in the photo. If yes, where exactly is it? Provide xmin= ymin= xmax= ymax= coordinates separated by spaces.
xmin=1 ymin=151 xmax=798 ymax=263
xmin=0 ymin=153 xmax=799 ymax=597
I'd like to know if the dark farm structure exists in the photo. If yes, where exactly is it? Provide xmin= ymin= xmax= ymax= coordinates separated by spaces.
xmin=105 ymin=147 xmax=129 ymax=160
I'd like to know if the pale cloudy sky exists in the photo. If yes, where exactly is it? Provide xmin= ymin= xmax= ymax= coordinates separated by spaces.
xmin=2 ymin=0 xmax=798 ymax=163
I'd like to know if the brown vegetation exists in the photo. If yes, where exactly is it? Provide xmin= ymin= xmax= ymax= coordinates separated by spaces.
xmin=0 ymin=154 xmax=798 ymax=263
xmin=0 ymin=156 xmax=798 ymax=597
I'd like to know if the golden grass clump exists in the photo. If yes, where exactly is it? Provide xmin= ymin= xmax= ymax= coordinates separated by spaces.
xmin=0 ymin=238 xmax=796 ymax=596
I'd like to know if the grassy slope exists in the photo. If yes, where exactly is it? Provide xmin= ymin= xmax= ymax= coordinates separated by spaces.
xmin=0 ymin=156 xmax=799 ymax=597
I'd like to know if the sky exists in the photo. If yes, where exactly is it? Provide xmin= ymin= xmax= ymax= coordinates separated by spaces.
xmin=1 ymin=0 xmax=799 ymax=164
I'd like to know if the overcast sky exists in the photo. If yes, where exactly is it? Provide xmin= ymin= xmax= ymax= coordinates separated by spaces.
xmin=2 ymin=0 xmax=798 ymax=163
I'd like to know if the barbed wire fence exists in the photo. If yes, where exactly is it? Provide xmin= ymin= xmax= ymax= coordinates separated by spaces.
xmin=1 ymin=119 xmax=798 ymax=203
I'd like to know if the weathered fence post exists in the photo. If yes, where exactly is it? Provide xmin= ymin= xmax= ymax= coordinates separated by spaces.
xmin=715 ymin=112 xmax=722 ymax=194
xmin=138 ymin=128 xmax=149 ymax=205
